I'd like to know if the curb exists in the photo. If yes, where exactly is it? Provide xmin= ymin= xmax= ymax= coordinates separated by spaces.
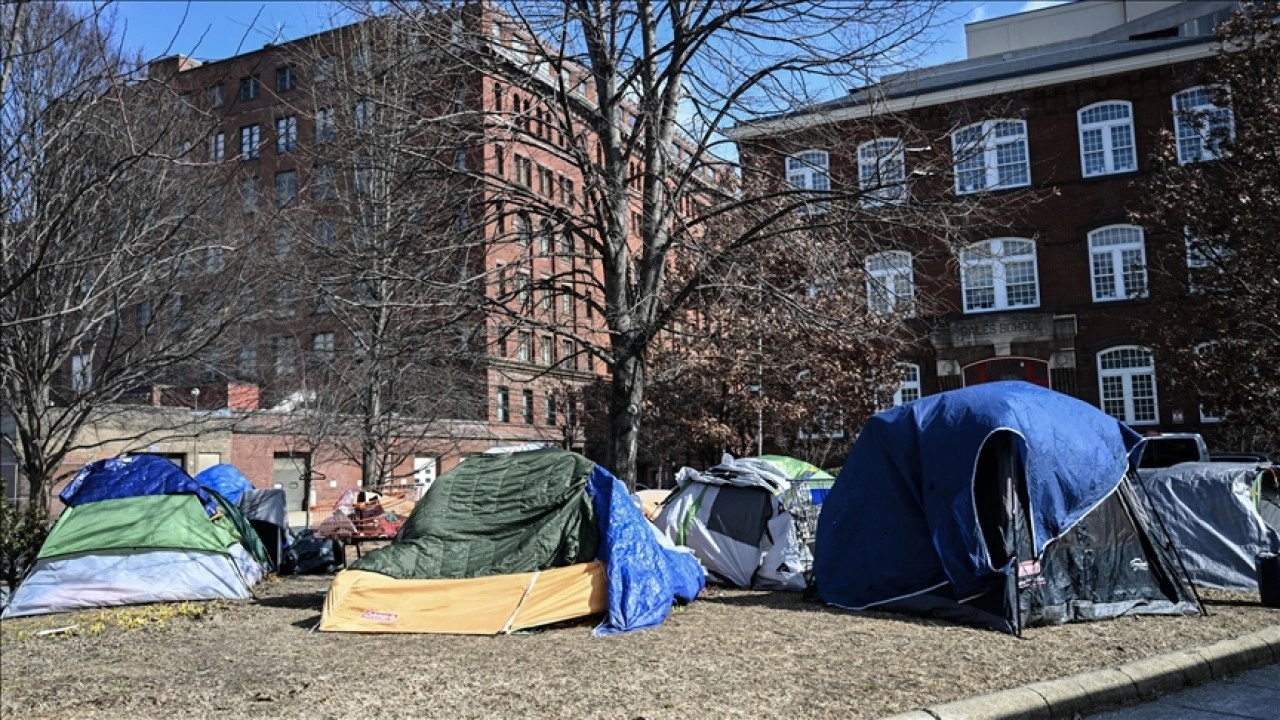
xmin=879 ymin=624 xmax=1280 ymax=720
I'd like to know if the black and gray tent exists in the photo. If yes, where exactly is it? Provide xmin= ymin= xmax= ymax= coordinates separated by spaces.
xmin=815 ymin=383 xmax=1201 ymax=633
xmin=237 ymin=488 xmax=291 ymax=572
xmin=652 ymin=455 xmax=829 ymax=591
xmin=1136 ymin=462 xmax=1280 ymax=590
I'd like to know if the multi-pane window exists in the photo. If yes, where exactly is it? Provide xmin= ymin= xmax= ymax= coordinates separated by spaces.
xmin=539 ymin=222 xmax=553 ymax=254
xmin=353 ymin=44 xmax=374 ymax=74
xmin=561 ymin=339 xmax=575 ymax=370
xmin=494 ymin=146 xmax=505 ymax=178
xmin=312 ymin=332 xmax=335 ymax=361
xmin=314 ymin=56 xmax=335 ymax=83
xmin=545 ymin=395 xmax=557 ymax=425
xmin=515 ymin=155 xmax=532 ymax=186
xmin=354 ymin=162 xmax=373 ymax=195
xmin=205 ymin=246 xmax=224 ymax=273
xmin=274 ymin=337 xmax=295 ymax=376
xmin=559 ymin=229 xmax=573 ymax=256
xmin=516 ymin=331 xmax=531 ymax=362
xmin=71 ymin=353 xmax=92 ymax=392
xmin=239 ymin=75 xmax=259 ymax=101
xmin=865 ymin=251 xmax=915 ymax=316
xmin=952 ymin=120 xmax=1030 ymax=194
xmin=522 ymin=389 xmax=534 ymax=424
xmin=1194 ymin=342 xmax=1223 ymax=423
xmin=515 ymin=215 xmax=531 ymax=248
xmin=275 ymin=170 xmax=298 ymax=207
xmin=275 ymin=282 xmax=296 ymax=318
xmin=1097 ymin=346 xmax=1158 ymax=425
xmin=207 ymin=132 xmax=225 ymax=162
xmin=857 ymin=138 xmax=906 ymax=205
xmin=539 ymin=167 xmax=554 ymax=197
xmin=208 ymin=84 xmax=224 ymax=108
xmin=315 ymin=277 xmax=336 ymax=314
xmin=539 ymin=275 xmax=552 ymax=311
xmin=237 ymin=345 xmax=257 ymax=378
xmin=540 ymin=335 xmax=553 ymax=366
xmin=516 ymin=272 xmax=530 ymax=307
xmin=275 ymin=66 xmax=297 ymax=93
xmin=239 ymin=124 xmax=260 ymax=159
xmin=1088 ymin=225 xmax=1147 ymax=302
xmin=240 ymin=177 xmax=259 ymax=213
xmin=354 ymin=99 xmax=374 ymax=132
xmin=314 ymin=218 xmax=335 ymax=247
xmin=315 ymin=107 xmax=336 ymax=143
xmin=892 ymin=363 xmax=921 ymax=407
xmin=1078 ymin=101 xmax=1136 ymax=177
xmin=959 ymin=238 xmax=1039 ymax=313
xmin=276 ymin=116 xmax=298 ymax=153
xmin=1173 ymin=86 xmax=1233 ymax=164
xmin=455 ymin=147 xmax=467 ymax=170
xmin=312 ymin=164 xmax=336 ymax=201
xmin=496 ymin=387 xmax=510 ymax=423
xmin=560 ymin=286 xmax=572 ymax=316
xmin=785 ymin=150 xmax=830 ymax=214
xmin=560 ymin=177 xmax=574 ymax=206
xmin=1184 ymin=229 xmax=1231 ymax=293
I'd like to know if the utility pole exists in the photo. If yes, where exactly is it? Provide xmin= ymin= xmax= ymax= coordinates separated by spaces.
xmin=190 ymin=387 xmax=200 ymax=474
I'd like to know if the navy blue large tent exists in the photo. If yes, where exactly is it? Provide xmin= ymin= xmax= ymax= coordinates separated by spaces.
xmin=815 ymin=382 xmax=1198 ymax=633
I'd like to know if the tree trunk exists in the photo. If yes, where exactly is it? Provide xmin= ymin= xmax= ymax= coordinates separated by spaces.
xmin=606 ymin=344 xmax=646 ymax=490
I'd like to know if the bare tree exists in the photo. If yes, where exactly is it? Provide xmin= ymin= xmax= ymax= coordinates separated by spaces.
xmin=347 ymin=0 xmax=995 ymax=487
xmin=1134 ymin=1 xmax=1280 ymax=456
xmin=0 ymin=2 xmax=261 ymax=512
xmin=267 ymin=9 xmax=489 ymax=488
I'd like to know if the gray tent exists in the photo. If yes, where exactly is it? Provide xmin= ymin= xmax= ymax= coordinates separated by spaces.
xmin=1137 ymin=462 xmax=1280 ymax=590
xmin=237 ymin=488 xmax=290 ymax=572
xmin=652 ymin=456 xmax=815 ymax=590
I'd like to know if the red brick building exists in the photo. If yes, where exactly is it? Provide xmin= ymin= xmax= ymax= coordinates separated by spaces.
xmin=730 ymin=0 xmax=1240 ymax=434
xmin=12 ymin=4 xmax=729 ymax=512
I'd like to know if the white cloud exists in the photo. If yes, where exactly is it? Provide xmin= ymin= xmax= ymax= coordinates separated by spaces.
xmin=969 ymin=5 xmax=989 ymax=24
xmin=1017 ymin=1 xmax=1070 ymax=14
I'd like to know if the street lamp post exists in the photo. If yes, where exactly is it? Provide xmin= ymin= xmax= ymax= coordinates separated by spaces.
xmin=190 ymin=387 xmax=200 ymax=473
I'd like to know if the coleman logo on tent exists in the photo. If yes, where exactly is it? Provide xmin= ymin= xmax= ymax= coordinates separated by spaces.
xmin=360 ymin=610 xmax=398 ymax=623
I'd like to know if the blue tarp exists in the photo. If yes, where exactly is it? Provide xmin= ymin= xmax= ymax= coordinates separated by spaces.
xmin=585 ymin=465 xmax=705 ymax=635
xmin=815 ymin=382 xmax=1143 ymax=611
xmin=59 ymin=455 xmax=219 ymax=516
xmin=195 ymin=464 xmax=255 ymax=504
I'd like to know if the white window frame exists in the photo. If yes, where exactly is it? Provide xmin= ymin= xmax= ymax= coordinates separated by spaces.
xmin=1173 ymin=86 xmax=1233 ymax=165
xmin=1088 ymin=224 xmax=1147 ymax=302
xmin=1184 ymin=228 xmax=1231 ymax=294
xmin=496 ymin=387 xmax=510 ymax=423
xmin=354 ymin=99 xmax=374 ymax=132
xmin=312 ymin=332 xmax=335 ymax=361
xmin=1077 ymin=101 xmax=1136 ymax=177
xmin=952 ymin=120 xmax=1030 ymax=195
xmin=959 ymin=238 xmax=1039 ymax=313
xmin=1097 ymin=346 xmax=1159 ymax=426
xmin=865 ymin=251 xmax=915 ymax=316
xmin=892 ymin=363 xmax=921 ymax=407
xmin=785 ymin=150 xmax=830 ymax=215
xmin=857 ymin=138 xmax=906 ymax=205
xmin=315 ymin=107 xmax=336 ymax=143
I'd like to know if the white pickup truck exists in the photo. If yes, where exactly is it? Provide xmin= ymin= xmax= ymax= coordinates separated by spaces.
xmin=1137 ymin=432 xmax=1272 ymax=472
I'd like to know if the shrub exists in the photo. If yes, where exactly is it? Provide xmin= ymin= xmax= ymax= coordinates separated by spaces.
xmin=0 ymin=498 xmax=50 ymax=592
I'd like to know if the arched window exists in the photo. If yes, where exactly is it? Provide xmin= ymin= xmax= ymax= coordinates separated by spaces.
xmin=1078 ymin=101 xmax=1136 ymax=177
xmin=785 ymin=150 xmax=829 ymax=214
xmin=857 ymin=138 xmax=905 ymax=205
xmin=893 ymin=363 xmax=921 ymax=407
xmin=1097 ymin=346 xmax=1158 ymax=425
xmin=952 ymin=120 xmax=1029 ymax=194
xmin=865 ymin=251 xmax=915 ymax=316
xmin=1088 ymin=225 xmax=1147 ymax=302
xmin=959 ymin=238 xmax=1039 ymax=313
xmin=1173 ymin=86 xmax=1233 ymax=164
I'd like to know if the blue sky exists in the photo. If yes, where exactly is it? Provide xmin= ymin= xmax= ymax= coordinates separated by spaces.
xmin=104 ymin=0 xmax=1067 ymax=71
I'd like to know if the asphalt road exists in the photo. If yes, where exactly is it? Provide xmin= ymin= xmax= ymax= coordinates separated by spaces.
xmin=1086 ymin=663 xmax=1280 ymax=720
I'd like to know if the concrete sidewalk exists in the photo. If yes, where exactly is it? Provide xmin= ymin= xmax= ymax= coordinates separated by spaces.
xmin=880 ymin=624 xmax=1280 ymax=720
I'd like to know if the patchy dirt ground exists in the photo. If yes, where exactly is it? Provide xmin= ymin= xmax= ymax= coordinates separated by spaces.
xmin=1 ymin=576 xmax=1276 ymax=720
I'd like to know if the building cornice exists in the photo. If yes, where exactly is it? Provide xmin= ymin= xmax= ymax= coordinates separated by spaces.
xmin=727 ymin=41 xmax=1219 ymax=141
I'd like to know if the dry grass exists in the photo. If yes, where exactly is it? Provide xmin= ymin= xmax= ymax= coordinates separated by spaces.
xmin=1 ymin=576 xmax=1276 ymax=720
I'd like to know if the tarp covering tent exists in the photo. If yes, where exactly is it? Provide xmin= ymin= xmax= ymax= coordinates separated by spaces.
xmin=652 ymin=455 xmax=831 ymax=591
xmin=3 ymin=455 xmax=266 ymax=618
xmin=1136 ymin=463 xmax=1280 ymax=590
xmin=815 ymin=382 xmax=1199 ymax=633
xmin=195 ymin=464 xmax=255 ymax=504
xmin=320 ymin=448 xmax=703 ymax=634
